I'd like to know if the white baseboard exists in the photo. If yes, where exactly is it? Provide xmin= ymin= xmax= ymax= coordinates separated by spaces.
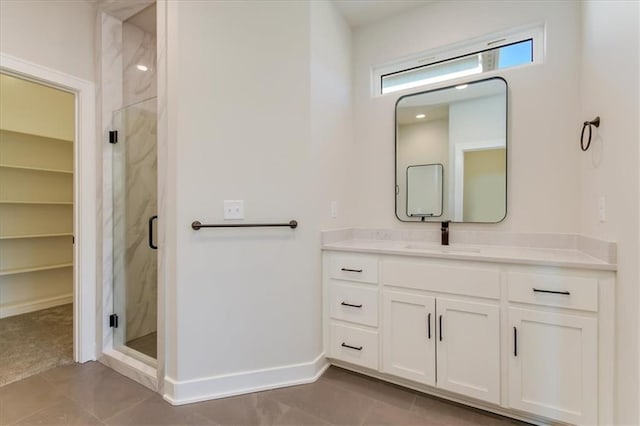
xmin=0 ymin=293 xmax=73 ymax=319
xmin=163 ymin=353 xmax=328 ymax=405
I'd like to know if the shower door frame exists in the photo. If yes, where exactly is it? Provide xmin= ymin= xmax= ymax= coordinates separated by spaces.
xmin=0 ymin=53 xmax=98 ymax=363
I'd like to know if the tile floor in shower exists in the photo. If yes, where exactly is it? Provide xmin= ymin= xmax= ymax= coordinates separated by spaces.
xmin=126 ymin=332 xmax=157 ymax=359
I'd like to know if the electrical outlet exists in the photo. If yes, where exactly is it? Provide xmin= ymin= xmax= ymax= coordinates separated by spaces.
xmin=224 ymin=200 xmax=244 ymax=220
xmin=598 ymin=196 xmax=606 ymax=223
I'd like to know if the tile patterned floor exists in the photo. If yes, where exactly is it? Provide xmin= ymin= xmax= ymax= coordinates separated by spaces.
xmin=126 ymin=332 xmax=157 ymax=359
xmin=0 ymin=304 xmax=73 ymax=387
xmin=0 ymin=361 xmax=529 ymax=425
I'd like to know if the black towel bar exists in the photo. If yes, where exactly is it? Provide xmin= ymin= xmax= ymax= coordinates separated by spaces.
xmin=191 ymin=220 xmax=298 ymax=230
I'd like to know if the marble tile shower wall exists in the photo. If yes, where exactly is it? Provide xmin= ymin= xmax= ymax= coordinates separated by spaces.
xmin=121 ymin=20 xmax=157 ymax=342
xmin=123 ymin=22 xmax=157 ymax=106
xmin=101 ymin=7 xmax=158 ymax=354
xmin=123 ymin=101 xmax=157 ymax=341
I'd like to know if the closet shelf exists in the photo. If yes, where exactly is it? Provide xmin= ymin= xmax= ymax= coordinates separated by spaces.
xmin=0 ymin=164 xmax=73 ymax=174
xmin=0 ymin=263 xmax=73 ymax=277
xmin=0 ymin=200 xmax=73 ymax=205
xmin=0 ymin=128 xmax=73 ymax=144
xmin=0 ymin=233 xmax=73 ymax=240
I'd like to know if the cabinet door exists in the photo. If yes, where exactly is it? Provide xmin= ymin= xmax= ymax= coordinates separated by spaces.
xmin=508 ymin=308 xmax=597 ymax=425
xmin=382 ymin=290 xmax=435 ymax=386
xmin=436 ymin=298 xmax=500 ymax=404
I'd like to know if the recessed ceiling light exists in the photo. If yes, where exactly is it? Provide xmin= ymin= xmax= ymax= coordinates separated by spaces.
xmin=415 ymin=114 xmax=426 ymax=119
xmin=137 ymin=64 xmax=148 ymax=72
xmin=455 ymin=84 xmax=468 ymax=90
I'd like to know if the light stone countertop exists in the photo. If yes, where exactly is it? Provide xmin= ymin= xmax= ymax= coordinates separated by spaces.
xmin=322 ymin=238 xmax=617 ymax=271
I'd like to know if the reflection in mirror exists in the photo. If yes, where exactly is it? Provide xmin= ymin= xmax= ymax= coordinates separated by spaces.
xmin=407 ymin=164 xmax=443 ymax=219
xmin=395 ymin=77 xmax=507 ymax=223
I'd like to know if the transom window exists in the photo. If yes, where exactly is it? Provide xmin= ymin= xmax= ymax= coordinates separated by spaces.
xmin=374 ymin=25 xmax=544 ymax=95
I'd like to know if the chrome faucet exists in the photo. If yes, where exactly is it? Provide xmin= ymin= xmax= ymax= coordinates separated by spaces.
xmin=441 ymin=221 xmax=450 ymax=246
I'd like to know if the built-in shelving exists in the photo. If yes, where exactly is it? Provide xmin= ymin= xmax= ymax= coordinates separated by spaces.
xmin=0 ymin=120 xmax=74 ymax=316
xmin=0 ymin=164 xmax=73 ymax=174
xmin=0 ymin=263 xmax=73 ymax=277
xmin=0 ymin=233 xmax=73 ymax=240
xmin=0 ymin=200 xmax=74 ymax=205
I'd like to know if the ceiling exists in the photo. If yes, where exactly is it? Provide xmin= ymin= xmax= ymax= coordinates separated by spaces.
xmin=397 ymin=104 xmax=449 ymax=125
xmin=332 ymin=0 xmax=434 ymax=28
xmin=123 ymin=1 xmax=430 ymax=34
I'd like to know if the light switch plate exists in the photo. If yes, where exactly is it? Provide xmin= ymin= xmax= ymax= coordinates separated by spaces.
xmin=224 ymin=200 xmax=244 ymax=220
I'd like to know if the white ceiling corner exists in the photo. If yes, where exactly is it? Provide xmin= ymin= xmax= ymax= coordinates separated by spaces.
xmin=332 ymin=0 xmax=435 ymax=28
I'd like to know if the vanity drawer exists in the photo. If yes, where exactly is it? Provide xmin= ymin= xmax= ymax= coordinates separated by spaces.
xmin=329 ymin=323 xmax=378 ymax=370
xmin=507 ymin=271 xmax=598 ymax=312
xmin=382 ymin=259 xmax=500 ymax=299
xmin=329 ymin=254 xmax=378 ymax=284
xmin=329 ymin=281 xmax=378 ymax=327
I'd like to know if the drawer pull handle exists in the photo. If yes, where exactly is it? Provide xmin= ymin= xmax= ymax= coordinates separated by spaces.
xmin=341 ymin=302 xmax=363 ymax=308
xmin=341 ymin=268 xmax=363 ymax=273
xmin=341 ymin=342 xmax=363 ymax=351
xmin=427 ymin=313 xmax=431 ymax=339
xmin=514 ymin=326 xmax=518 ymax=357
xmin=533 ymin=288 xmax=571 ymax=296
xmin=439 ymin=315 xmax=443 ymax=341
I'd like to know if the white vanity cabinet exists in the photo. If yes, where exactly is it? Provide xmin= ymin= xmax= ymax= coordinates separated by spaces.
xmin=436 ymin=297 xmax=500 ymax=404
xmin=382 ymin=291 xmax=436 ymax=385
xmin=323 ymin=248 xmax=615 ymax=426
xmin=382 ymin=291 xmax=500 ymax=403
xmin=506 ymin=271 xmax=602 ymax=425
xmin=380 ymin=258 xmax=501 ymax=404
xmin=325 ymin=253 xmax=380 ymax=370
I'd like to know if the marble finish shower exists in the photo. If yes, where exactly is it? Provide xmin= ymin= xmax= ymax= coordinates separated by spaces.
xmin=109 ymin=3 xmax=158 ymax=362
xmin=112 ymin=98 xmax=157 ymax=360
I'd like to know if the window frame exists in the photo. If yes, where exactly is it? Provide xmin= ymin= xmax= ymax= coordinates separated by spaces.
xmin=372 ymin=24 xmax=545 ymax=96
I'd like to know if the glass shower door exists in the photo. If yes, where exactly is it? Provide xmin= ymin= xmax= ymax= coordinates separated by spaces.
xmin=112 ymin=97 xmax=157 ymax=362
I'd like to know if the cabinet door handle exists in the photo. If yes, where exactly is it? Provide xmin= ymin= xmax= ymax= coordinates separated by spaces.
xmin=341 ymin=268 xmax=363 ymax=273
xmin=148 ymin=215 xmax=158 ymax=250
xmin=340 ymin=302 xmax=363 ymax=308
xmin=533 ymin=288 xmax=570 ymax=295
xmin=341 ymin=342 xmax=363 ymax=351
xmin=439 ymin=315 xmax=443 ymax=341
xmin=427 ymin=313 xmax=431 ymax=339
xmin=514 ymin=326 xmax=518 ymax=357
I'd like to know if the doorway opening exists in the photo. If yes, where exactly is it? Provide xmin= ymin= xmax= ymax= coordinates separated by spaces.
xmin=0 ymin=53 xmax=98 ymax=385
xmin=0 ymin=72 xmax=75 ymax=385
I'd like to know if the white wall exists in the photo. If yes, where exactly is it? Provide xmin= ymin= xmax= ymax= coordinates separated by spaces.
xmin=310 ymin=0 xmax=355 ymax=229
xmin=0 ymin=0 xmax=96 ymax=82
xmin=449 ymin=94 xmax=506 ymax=146
xmin=163 ymin=0 xmax=352 ymax=400
xmin=0 ymin=73 xmax=75 ymax=141
xmin=397 ymin=119 xmax=449 ymax=219
xmin=579 ymin=2 xmax=640 ymax=423
xmin=352 ymin=1 xmax=581 ymax=232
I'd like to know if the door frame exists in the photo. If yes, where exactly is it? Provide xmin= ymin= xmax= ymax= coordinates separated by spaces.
xmin=451 ymin=138 xmax=505 ymax=221
xmin=0 ymin=53 xmax=97 ymax=363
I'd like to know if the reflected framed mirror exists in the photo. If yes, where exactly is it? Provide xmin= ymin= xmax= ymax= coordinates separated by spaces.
xmin=395 ymin=77 xmax=507 ymax=223
xmin=407 ymin=164 xmax=443 ymax=218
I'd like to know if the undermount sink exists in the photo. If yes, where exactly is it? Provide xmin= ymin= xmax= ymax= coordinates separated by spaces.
xmin=404 ymin=243 xmax=482 ymax=254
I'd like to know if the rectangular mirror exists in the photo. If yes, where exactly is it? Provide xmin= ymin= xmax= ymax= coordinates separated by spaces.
xmin=395 ymin=77 xmax=507 ymax=223
xmin=407 ymin=164 xmax=443 ymax=218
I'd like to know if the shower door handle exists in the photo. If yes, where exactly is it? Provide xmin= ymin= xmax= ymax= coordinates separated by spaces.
xmin=149 ymin=215 xmax=158 ymax=250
